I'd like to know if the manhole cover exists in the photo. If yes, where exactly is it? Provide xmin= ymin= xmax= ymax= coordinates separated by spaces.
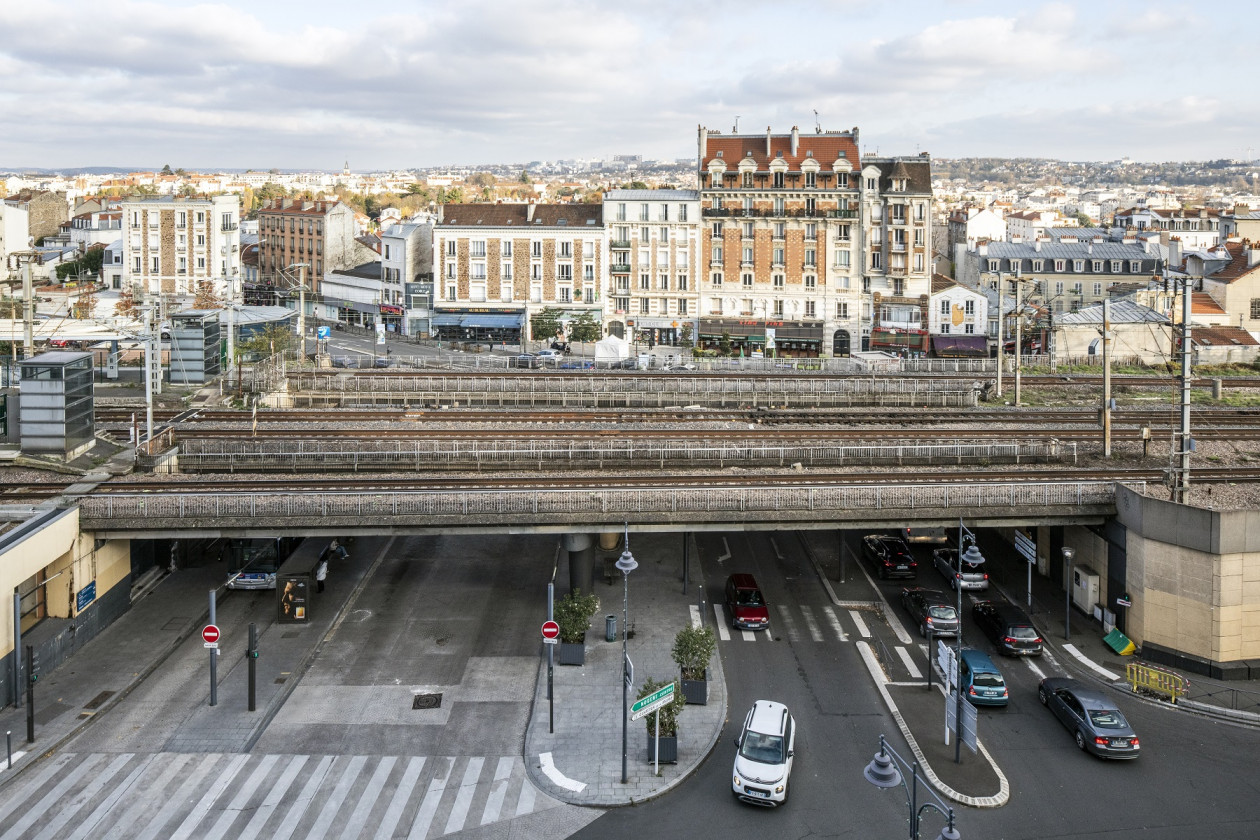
xmin=413 ymin=693 xmax=442 ymax=710
xmin=83 ymin=691 xmax=115 ymax=710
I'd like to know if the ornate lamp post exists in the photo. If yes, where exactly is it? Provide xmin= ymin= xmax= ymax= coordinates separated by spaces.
xmin=616 ymin=526 xmax=638 ymax=784
xmin=864 ymin=734 xmax=962 ymax=839
xmin=954 ymin=519 xmax=984 ymax=764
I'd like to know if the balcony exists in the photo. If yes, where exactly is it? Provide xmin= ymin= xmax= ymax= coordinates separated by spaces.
xmin=702 ymin=208 xmax=733 ymax=217
xmin=610 ymin=239 xmax=631 ymax=249
xmin=610 ymin=263 xmax=632 ymax=273
xmin=828 ymin=209 xmax=858 ymax=219
xmin=221 ymin=222 xmax=238 ymax=232
xmin=888 ymin=266 xmax=907 ymax=277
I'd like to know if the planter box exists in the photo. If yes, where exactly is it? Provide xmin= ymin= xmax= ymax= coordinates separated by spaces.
xmin=558 ymin=637 xmax=586 ymax=666
xmin=681 ymin=670 xmax=708 ymax=705
xmin=646 ymin=733 xmax=678 ymax=764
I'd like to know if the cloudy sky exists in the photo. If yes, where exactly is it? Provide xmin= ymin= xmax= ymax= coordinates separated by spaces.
xmin=2 ymin=0 xmax=1257 ymax=171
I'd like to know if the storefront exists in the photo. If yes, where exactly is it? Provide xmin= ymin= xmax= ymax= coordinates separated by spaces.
xmin=432 ymin=308 xmax=526 ymax=346
xmin=324 ymin=297 xmax=379 ymax=329
xmin=625 ymin=316 xmax=695 ymax=349
xmin=698 ymin=319 xmax=825 ymax=358
xmin=930 ymin=334 xmax=989 ymax=359
xmin=870 ymin=327 xmax=930 ymax=357
xmin=379 ymin=304 xmax=404 ymax=335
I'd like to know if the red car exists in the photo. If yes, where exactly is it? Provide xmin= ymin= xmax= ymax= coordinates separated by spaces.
xmin=725 ymin=574 xmax=769 ymax=631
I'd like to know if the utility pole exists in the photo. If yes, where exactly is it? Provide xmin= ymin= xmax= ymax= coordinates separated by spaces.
xmin=144 ymin=303 xmax=155 ymax=453
xmin=1173 ymin=278 xmax=1193 ymax=502
xmin=22 ymin=262 xmax=34 ymax=358
xmin=1102 ymin=298 xmax=1112 ymax=458
xmin=995 ymin=277 xmax=1004 ymax=398
xmin=225 ymin=272 xmax=236 ymax=374
xmin=1014 ymin=276 xmax=1023 ymax=407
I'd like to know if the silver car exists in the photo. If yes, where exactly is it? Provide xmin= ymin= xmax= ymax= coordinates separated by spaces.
xmin=932 ymin=547 xmax=989 ymax=591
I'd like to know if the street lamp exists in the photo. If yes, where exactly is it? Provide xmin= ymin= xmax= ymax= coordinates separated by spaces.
xmin=1062 ymin=546 xmax=1076 ymax=641
xmin=864 ymin=734 xmax=962 ymax=840
xmin=954 ymin=519 xmax=984 ymax=764
xmin=616 ymin=525 xmax=638 ymax=784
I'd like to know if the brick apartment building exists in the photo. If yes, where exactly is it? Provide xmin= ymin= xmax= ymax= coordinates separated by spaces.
xmin=256 ymin=199 xmax=363 ymax=292
xmin=119 ymin=195 xmax=241 ymax=297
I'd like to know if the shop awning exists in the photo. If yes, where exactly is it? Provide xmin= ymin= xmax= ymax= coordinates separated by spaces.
xmin=460 ymin=314 xmax=523 ymax=329
xmin=931 ymin=334 xmax=989 ymax=358
xmin=431 ymin=314 xmax=463 ymax=327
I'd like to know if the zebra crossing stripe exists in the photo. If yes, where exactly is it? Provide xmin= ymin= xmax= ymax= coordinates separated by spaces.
xmin=201 ymin=754 xmax=279 ymax=840
xmin=408 ymin=756 xmax=453 ymax=840
xmin=64 ymin=758 xmax=152 ymax=840
xmin=273 ymin=755 xmax=335 ymax=840
xmin=821 ymin=605 xmax=848 ymax=641
xmin=374 ymin=757 xmax=426 ymax=840
xmin=2 ymin=753 xmax=109 ymax=840
xmin=798 ymin=605 xmax=825 ymax=642
xmin=776 ymin=605 xmax=800 ymax=642
xmin=480 ymin=757 xmax=515 ymax=826
xmin=848 ymin=610 xmax=872 ymax=638
xmin=445 ymin=756 xmax=485 ymax=834
xmin=896 ymin=646 xmax=923 ymax=679
xmin=713 ymin=605 xmax=731 ymax=640
xmin=169 ymin=753 xmax=250 ymax=840
xmin=30 ymin=754 xmax=134 ymax=840
xmin=236 ymin=755 xmax=311 ymax=840
xmin=689 ymin=604 xmax=702 ymax=629
xmin=514 ymin=775 xmax=536 ymax=817
xmin=134 ymin=754 xmax=225 ymax=840
xmin=308 ymin=755 xmax=368 ymax=840
xmin=741 ymin=629 xmax=757 ymax=642
xmin=343 ymin=756 xmax=396 ymax=840
xmin=0 ymin=752 xmax=76 ymax=826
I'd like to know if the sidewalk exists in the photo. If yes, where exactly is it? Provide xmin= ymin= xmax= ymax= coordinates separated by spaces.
xmin=523 ymin=534 xmax=727 ymax=807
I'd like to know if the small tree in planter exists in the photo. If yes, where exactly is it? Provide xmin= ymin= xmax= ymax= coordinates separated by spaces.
xmin=554 ymin=589 xmax=599 ymax=666
xmin=639 ymin=677 xmax=686 ymax=765
xmin=672 ymin=624 xmax=717 ymax=705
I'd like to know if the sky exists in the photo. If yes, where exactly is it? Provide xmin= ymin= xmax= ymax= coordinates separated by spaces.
xmin=2 ymin=0 xmax=1258 ymax=172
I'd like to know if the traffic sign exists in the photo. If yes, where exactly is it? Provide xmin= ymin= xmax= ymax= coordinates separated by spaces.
xmin=1014 ymin=531 xmax=1036 ymax=563
xmin=541 ymin=620 xmax=560 ymax=643
xmin=317 ymin=325 xmax=330 ymax=340
xmin=631 ymin=682 xmax=675 ymax=720
xmin=202 ymin=624 xmax=221 ymax=646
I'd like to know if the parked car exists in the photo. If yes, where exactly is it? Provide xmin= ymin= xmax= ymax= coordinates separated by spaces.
xmin=559 ymin=359 xmax=594 ymax=370
xmin=510 ymin=354 xmax=539 ymax=369
xmin=536 ymin=348 xmax=563 ymax=364
xmin=664 ymin=362 xmax=698 ymax=371
xmin=960 ymin=648 xmax=1008 ymax=707
xmin=971 ymin=600 xmax=1043 ymax=656
xmin=331 ymin=356 xmax=360 ymax=369
xmin=1038 ymin=678 xmax=1140 ymax=759
xmin=899 ymin=587 xmax=960 ymax=638
xmin=732 ymin=700 xmax=796 ymax=806
xmin=932 ymin=547 xmax=989 ymax=591
xmin=905 ymin=526 xmax=948 ymax=544
xmin=862 ymin=534 xmax=917 ymax=579
xmin=725 ymin=573 xmax=770 ymax=631
xmin=610 ymin=357 xmax=638 ymax=369
xmin=373 ymin=357 xmax=394 ymax=368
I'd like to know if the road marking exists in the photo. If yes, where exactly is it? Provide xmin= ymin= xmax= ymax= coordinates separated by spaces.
xmin=776 ymin=605 xmax=800 ymax=642
xmin=717 ymin=537 xmax=731 ymax=562
xmin=3 ymin=753 xmax=109 ymax=840
xmin=821 ymin=605 xmax=849 ymax=641
xmin=848 ymin=610 xmax=871 ymax=638
xmin=343 ymin=756 xmax=395 ymax=840
xmin=713 ymin=605 xmax=731 ymax=639
xmin=374 ymin=757 xmax=425 ymax=840
xmin=1023 ymin=658 xmax=1046 ymax=680
xmin=408 ymin=756 xmax=452 ymax=840
xmin=1063 ymin=644 xmax=1122 ymax=681
xmin=896 ymin=646 xmax=923 ymax=679
xmin=30 ymin=754 xmax=134 ymax=840
xmin=689 ymin=604 xmax=702 ymax=629
xmin=170 ymin=753 xmax=250 ymax=840
xmin=480 ymin=757 xmax=515 ymax=826
xmin=308 ymin=755 xmax=367 ymax=840
xmin=236 ymin=755 xmax=312 ymax=840
xmin=741 ymin=629 xmax=757 ymax=642
xmin=201 ymin=754 xmax=279 ymax=840
xmin=134 ymin=753 xmax=223 ymax=840
xmin=537 ymin=752 xmax=585 ymax=793
xmin=798 ymin=605 xmax=825 ymax=642
xmin=770 ymin=536 xmax=784 ymax=561
xmin=0 ymin=753 xmax=77 ymax=825
xmin=444 ymin=756 xmax=485 ymax=834
xmin=64 ymin=758 xmax=152 ymax=840
xmin=274 ymin=755 xmax=335 ymax=840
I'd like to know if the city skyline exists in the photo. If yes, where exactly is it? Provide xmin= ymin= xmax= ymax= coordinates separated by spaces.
xmin=3 ymin=0 xmax=1259 ymax=171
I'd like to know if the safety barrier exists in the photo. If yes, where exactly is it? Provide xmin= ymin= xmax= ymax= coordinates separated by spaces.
xmin=1126 ymin=661 xmax=1189 ymax=704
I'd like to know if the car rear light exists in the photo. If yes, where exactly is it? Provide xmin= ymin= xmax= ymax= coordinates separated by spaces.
xmin=983 ymin=573 xmax=989 ymax=580
xmin=1094 ymin=736 xmax=1109 ymax=747
xmin=1003 ymin=636 xmax=1016 ymax=644
xmin=925 ymin=617 xmax=933 ymax=624
xmin=1130 ymin=738 xmax=1140 ymax=747
xmin=955 ymin=573 xmax=961 ymax=579
xmin=968 ymin=687 xmax=978 ymax=695
xmin=1033 ymin=637 xmax=1043 ymax=644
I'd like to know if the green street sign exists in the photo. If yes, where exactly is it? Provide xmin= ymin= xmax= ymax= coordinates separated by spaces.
xmin=631 ymin=682 xmax=675 ymax=717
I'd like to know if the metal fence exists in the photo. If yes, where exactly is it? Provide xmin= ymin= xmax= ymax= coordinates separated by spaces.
xmin=80 ymin=480 xmax=1134 ymax=530
xmin=172 ymin=440 xmax=1076 ymax=473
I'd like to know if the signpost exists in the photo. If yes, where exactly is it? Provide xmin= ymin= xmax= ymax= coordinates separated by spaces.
xmin=541 ymin=620 xmax=559 ymax=645
xmin=631 ymin=682 xmax=675 ymax=776
xmin=202 ymin=624 xmax=220 ymax=648
xmin=1014 ymin=530 xmax=1037 ymax=607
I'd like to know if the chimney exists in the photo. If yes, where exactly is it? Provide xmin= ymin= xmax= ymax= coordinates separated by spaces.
xmin=1034 ymin=238 xmax=1041 ymax=252
xmin=1249 ymin=240 xmax=1260 ymax=267
xmin=978 ymin=242 xmax=988 ymax=257
xmin=1010 ymin=234 xmax=1022 ymax=244
xmin=1236 ymin=203 xmax=1251 ymax=216
xmin=526 ymin=202 xmax=535 ymax=223
xmin=699 ymin=125 xmax=708 ymax=163
xmin=766 ymin=127 xmax=772 ymax=158
xmin=1168 ymin=238 xmax=1181 ymax=269
xmin=791 ymin=125 xmax=799 ymax=157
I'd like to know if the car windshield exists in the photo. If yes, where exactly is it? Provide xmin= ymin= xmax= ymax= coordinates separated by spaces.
xmin=928 ymin=606 xmax=957 ymax=620
xmin=973 ymin=674 xmax=1004 ymax=688
xmin=740 ymin=731 xmax=785 ymax=764
xmin=737 ymin=590 xmax=765 ymax=607
xmin=1009 ymin=625 xmax=1039 ymax=640
xmin=1088 ymin=708 xmax=1129 ymax=729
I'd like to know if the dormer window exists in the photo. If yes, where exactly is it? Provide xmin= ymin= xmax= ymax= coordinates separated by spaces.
xmin=805 ymin=172 xmax=816 ymax=188
xmin=892 ymin=179 xmax=907 ymax=192
xmin=716 ymin=151 xmax=723 ymax=158
xmin=773 ymin=172 xmax=784 ymax=188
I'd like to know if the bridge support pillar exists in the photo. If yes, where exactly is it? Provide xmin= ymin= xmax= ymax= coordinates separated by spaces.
xmin=565 ymin=533 xmax=595 ymax=595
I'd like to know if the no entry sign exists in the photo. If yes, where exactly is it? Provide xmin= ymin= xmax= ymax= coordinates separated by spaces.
xmin=202 ymin=624 xmax=221 ymax=646
xmin=541 ymin=620 xmax=560 ymax=644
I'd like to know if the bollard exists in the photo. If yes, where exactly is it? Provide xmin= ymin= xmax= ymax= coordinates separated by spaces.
xmin=5 ymin=731 xmax=9 ymax=769
xmin=1213 ymin=378 xmax=1223 ymax=400
xmin=606 ymin=614 xmax=617 ymax=642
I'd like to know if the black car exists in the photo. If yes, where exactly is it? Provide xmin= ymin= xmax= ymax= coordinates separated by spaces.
xmin=861 ymin=535 xmax=917 ymax=580
xmin=899 ymin=587 xmax=959 ymax=638
xmin=1038 ymin=678 xmax=1140 ymax=759
xmin=971 ymin=600 xmax=1043 ymax=656
xmin=373 ymin=356 xmax=395 ymax=368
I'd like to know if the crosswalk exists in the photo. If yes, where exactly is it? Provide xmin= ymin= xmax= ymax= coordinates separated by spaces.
xmin=712 ymin=602 xmax=873 ymax=643
xmin=0 ymin=752 xmax=553 ymax=840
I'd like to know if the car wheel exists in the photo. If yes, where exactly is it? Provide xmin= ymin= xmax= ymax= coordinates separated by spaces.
xmin=1075 ymin=730 xmax=1087 ymax=751
xmin=920 ymin=621 xmax=928 ymax=638
xmin=1038 ymin=686 xmax=1048 ymax=705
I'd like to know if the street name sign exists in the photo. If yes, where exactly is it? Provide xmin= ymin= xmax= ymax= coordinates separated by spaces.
xmin=631 ymin=682 xmax=675 ymax=721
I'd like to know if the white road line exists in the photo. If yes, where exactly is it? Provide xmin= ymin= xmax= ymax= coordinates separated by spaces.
xmin=717 ymin=537 xmax=731 ymax=562
xmin=201 ymin=755 xmax=279 ymax=840
xmin=689 ymin=604 xmax=701 ymax=629
xmin=537 ymin=752 xmax=584 ymax=793
xmin=1 ymin=753 xmax=108 ymax=840
xmin=480 ymin=757 xmax=515 ymax=826
xmin=444 ymin=756 xmax=485 ymax=835
xmin=169 ymin=753 xmax=250 ymax=840
xmin=65 ymin=758 xmax=152 ymax=840
xmin=799 ymin=605 xmax=825 ymax=642
xmin=1023 ymin=658 xmax=1047 ymax=680
xmin=308 ymin=755 xmax=367 ymax=840
xmin=776 ymin=605 xmax=800 ymax=642
xmin=514 ymin=777 xmax=536 ymax=817
xmin=821 ymin=605 xmax=849 ymax=641
xmin=273 ymin=755 xmax=336 ymax=840
xmin=713 ymin=605 xmax=731 ymax=640
xmin=0 ymin=752 xmax=77 ymax=824
xmin=236 ymin=755 xmax=313 ymax=840
xmin=741 ymin=629 xmax=757 ymax=642
xmin=770 ymin=536 xmax=784 ymax=561
xmin=134 ymin=754 xmax=225 ymax=840
xmin=374 ymin=757 xmax=425 ymax=840
xmin=1063 ymin=644 xmax=1122 ymax=681
xmin=848 ymin=610 xmax=872 ymax=638
xmin=896 ymin=646 xmax=923 ymax=679
xmin=31 ymin=754 xmax=134 ymax=840
xmin=343 ymin=756 xmax=396 ymax=840
xmin=408 ymin=757 xmax=453 ymax=840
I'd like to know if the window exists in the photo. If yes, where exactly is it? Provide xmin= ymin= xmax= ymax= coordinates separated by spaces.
xmin=871 ymin=252 xmax=882 ymax=269
xmin=1093 ymin=282 xmax=1103 ymax=296
xmin=584 ymin=265 xmax=594 ymax=281
xmin=659 ymin=274 xmax=669 ymax=291
xmin=773 ymin=274 xmax=784 ymax=288
xmin=615 ymin=296 xmax=630 ymax=311
xmin=1252 ymin=299 xmax=1260 ymax=319
xmin=866 ymin=177 xmax=877 ymax=191
xmin=1129 ymin=260 xmax=1141 ymax=272
xmin=447 ymin=284 xmax=457 ymax=300
xmin=1092 ymin=260 xmax=1102 ymax=272
xmin=773 ymin=247 xmax=784 ymax=265
xmin=531 ymin=264 xmax=542 ymax=281
xmin=893 ymin=278 xmax=905 ymax=296
xmin=805 ymin=300 xmax=815 ymax=317
xmin=940 ymin=299 xmax=951 ymax=316
xmin=617 ymin=203 xmax=627 ymax=221
xmin=743 ymin=222 xmax=754 ymax=239
xmin=987 ymin=259 xmax=1000 ymax=272
xmin=446 ymin=262 xmax=456 ymax=279
xmin=531 ymin=241 xmax=542 ymax=258
xmin=471 ymin=241 xmax=486 ymax=258
xmin=805 ymin=248 xmax=816 ymax=267
xmin=964 ymin=323 xmax=975 ymax=335
xmin=742 ymin=273 xmax=753 ymax=287
xmin=836 ymin=301 xmax=849 ymax=318
xmin=502 ymin=263 xmax=513 ymax=280
xmin=660 ymin=228 xmax=669 ymax=245
xmin=471 ymin=262 xmax=487 ymax=280
xmin=558 ymin=241 xmax=571 ymax=258
xmin=678 ymin=298 xmax=688 ymax=315
xmin=892 ymin=179 xmax=906 ymax=192
xmin=679 ymin=205 xmax=688 ymax=222
xmin=964 ymin=300 xmax=975 ymax=316
xmin=891 ymin=205 xmax=906 ymax=222
xmin=639 ymin=204 xmax=650 ymax=221
xmin=640 ymin=298 xmax=650 ymax=314
xmin=712 ymin=272 xmax=723 ymax=286
xmin=774 ymin=222 xmax=785 ymax=239
xmin=151 ymin=255 xmax=160 ymax=272
xmin=805 ymin=198 xmax=816 ymax=214
xmin=773 ymin=172 xmax=784 ymax=188
xmin=742 ymin=246 xmax=754 ymax=264
xmin=661 ymin=204 xmax=669 ymax=222
xmin=836 ymin=224 xmax=851 ymax=241
xmin=640 ymin=227 xmax=650 ymax=242
xmin=742 ymin=299 xmax=754 ymax=315
xmin=558 ymin=264 xmax=571 ymax=281
xmin=1054 ymin=259 xmax=1065 ymax=271
xmin=712 ymin=245 xmax=723 ymax=262
xmin=742 ymin=172 xmax=754 ymax=188
xmin=805 ymin=223 xmax=816 ymax=241
xmin=712 ymin=222 xmax=723 ymax=237
xmin=1073 ymin=259 xmax=1084 ymax=272
xmin=940 ymin=323 xmax=950 ymax=334
xmin=445 ymin=240 xmax=456 ymax=256
xmin=862 ymin=277 xmax=871 ymax=293
xmin=502 ymin=240 xmax=513 ymax=256
xmin=805 ymin=171 xmax=816 ymax=188
xmin=640 ymin=273 xmax=650 ymax=290
xmin=774 ymin=198 xmax=784 ymax=215
xmin=1110 ymin=260 xmax=1121 ymax=272
xmin=914 ymin=254 xmax=924 ymax=272
xmin=915 ymin=202 xmax=925 ymax=221
xmin=1055 ymin=281 xmax=1064 ymax=295
xmin=773 ymin=300 xmax=784 ymax=317
xmin=805 ymin=275 xmax=816 ymax=289
xmin=1032 ymin=259 xmax=1044 ymax=272
xmin=677 ymin=274 xmax=688 ymax=291
xmin=658 ymin=298 xmax=669 ymax=314
xmin=558 ymin=286 xmax=571 ymax=303
xmin=743 ymin=197 xmax=754 ymax=212
xmin=133 ymin=255 xmax=141 ymax=271
xmin=837 ymin=173 xmax=849 ymax=188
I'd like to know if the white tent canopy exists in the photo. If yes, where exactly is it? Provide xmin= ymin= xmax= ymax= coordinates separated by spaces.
xmin=594 ymin=333 xmax=630 ymax=362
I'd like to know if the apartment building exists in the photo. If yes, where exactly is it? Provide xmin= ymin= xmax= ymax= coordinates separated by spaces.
xmin=119 ymin=195 xmax=241 ymax=297
xmin=383 ymin=221 xmax=433 ymax=336
xmin=433 ymin=203 xmax=604 ymax=344
xmin=947 ymin=206 xmax=1005 ymax=254
xmin=1116 ymin=206 xmax=1220 ymax=250
xmin=256 ymin=199 xmax=362 ymax=291
xmin=697 ymin=125 xmax=933 ymax=357
xmin=602 ymin=189 xmax=700 ymax=346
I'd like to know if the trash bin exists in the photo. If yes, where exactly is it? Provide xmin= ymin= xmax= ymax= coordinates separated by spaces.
xmin=606 ymin=614 xmax=617 ymax=642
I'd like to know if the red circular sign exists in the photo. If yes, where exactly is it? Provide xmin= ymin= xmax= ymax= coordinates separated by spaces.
xmin=541 ymin=620 xmax=560 ymax=640
xmin=202 ymin=624 xmax=221 ymax=644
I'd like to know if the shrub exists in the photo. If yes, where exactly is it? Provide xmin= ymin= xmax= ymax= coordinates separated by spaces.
xmin=554 ymin=589 xmax=600 ymax=644
xmin=638 ymin=677 xmax=686 ymax=736
xmin=671 ymin=624 xmax=716 ymax=680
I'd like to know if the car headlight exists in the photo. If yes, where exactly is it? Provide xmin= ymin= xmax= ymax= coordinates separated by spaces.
xmin=775 ymin=784 xmax=784 ymax=793
xmin=733 ymin=775 xmax=741 ymax=786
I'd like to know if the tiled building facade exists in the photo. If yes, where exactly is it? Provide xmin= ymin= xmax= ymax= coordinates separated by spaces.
xmin=120 ymin=195 xmax=241 ymax=297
